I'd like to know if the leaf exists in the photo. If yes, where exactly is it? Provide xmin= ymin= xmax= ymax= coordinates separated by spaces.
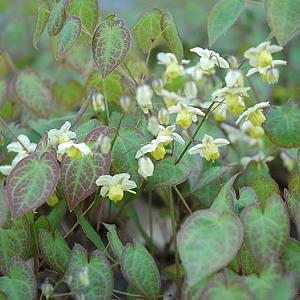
xmin=207 ymin=0 xmax=246 ymax=46
xmin=121 ymin=241 xmax=161 ymax=300
xmin=177 ymin=210 xmax=243 ymax=286
xmin=6 ymin=152 xmax=60 ymax=218
xmin=111 ymin=126 xmax=147 ymax=186
xmin=0 ymin=184 xmax=10 ymax=226
xmin=0 ymin=258 xmax=37 ymax=300
xmin=47 ymin=0 xmax=66 ymax=36
xmin=133 ymin=9 xmax=163 ymax=53
xmin=66 ymin=0 xmax=99 ymax=35
xmin=235 ymin=187 xmax=258 ymax=213
xmin=161 ymin=12 xmax=183 ymax=63
xmin=0 ymin=79 xmax=8 ymax=108
xmin=66 ymin=244 xmax=113 ymax=300
xmin=0 ymin=217 xmax=30 ymax=274
xmin=241 ymin=194 xmax=289 ymax=262
xmin=61 ymin=127 xmax=112 ymax=210
xmin=14 ymin=70 xmax=52 ymax=117
xmin=104 ymin=223 xmax=124 ymax=261
xmin=33 ymin=0 xmax=50 ymax=49
xmin=264 ymin=103 xmax=300 ymax=148
xmin=282 ymin=238 xmax=300 ymax=283
xmin=267 ymin=275 xmax=297 ymax=300
xmin=266 ymin=0 xmax=300 ymax=45
xmin=39 ymin=230 xmax=71 ymax=273
xmin=92 ymin=18 xmax=131 ymax=78
xmin=56 ymin=16 xmax=81 ymax=60
xmin=47 ymin=199 xmax=68 ymax=231
xmin=147 ymin=157 xmax=190 ymax=188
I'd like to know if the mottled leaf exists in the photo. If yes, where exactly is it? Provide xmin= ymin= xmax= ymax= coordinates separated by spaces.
xmin=282 ymin=238 xmax=300 ymax=283
xmin=47 ymin=0 xmax=66 ymax=36
xmin=92 ymin=19 xmax=131 ymax=78
xmin=6 ymin=152 xmax=60 ymax=218
xmin=0 ymin=184 xmax=9 ymax=226
xmin=235 ymin=187 xmax=258 ymax=213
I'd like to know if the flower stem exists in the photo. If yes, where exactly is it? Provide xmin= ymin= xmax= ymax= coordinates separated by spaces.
xmin=175 ymin=101 xmax=216 ymax=164
xmin=173 ymin=186 xmax=192 ymax=215
xmin=148 ymin=190 xmax=153 ymax=255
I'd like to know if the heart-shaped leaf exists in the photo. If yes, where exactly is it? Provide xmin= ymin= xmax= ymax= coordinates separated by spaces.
xmin=161 ymin=12 xmax=183 ymax=63
xmin=66 ymin=244 xmax=113 ymax=300
xmin=178 ymin=210 xmax=243 ymax=286
xmin=0 ymin=258 xmax=37 ymax=300
xmin=282 ymin=238 xmax=300 ymax=283
xmin=56 ymin=16 xmax=81 ymax=60
xmin=92 ymin=18 xmax=131 ymax=78
xmin=47 ymin=0 xmax=66 ymax=36
xmin=61 ymin=127 xmax=111 ymax=210
xmin=235 ymin=187 xmax=258 ymax=214
xmin=241 ymin=194 xmax=289 ymax=262
xmin=147 ymin=157 xmax=190 ymax=188
xmin=266 ymin=0 xmax=300 ymax=45
xmin=121 ymin=241 xmax=161 ymax=300
xmin=0 ymin=217 xmax=30 ymax=274
xmin=0 ymin=79 xmax=8 ymax=108
xmin=33 ymin=0 xmax=50 ymax=49
xmin=14 ymin=70 xmax=52 ymax=117
xmin=133 ymin=9 xmax=163 ymax=53
xmin=208 ymin=0 xmax=246 ymax=46
xmin=264 ymin=103 xmax=300 ymax=148
xmin=7 ymin=152 xmax=60 ymax=218
xmin=66 ymin=0 xmax=99 ymax=35
xmin=39 ymin=230 xmax=71 ymax=273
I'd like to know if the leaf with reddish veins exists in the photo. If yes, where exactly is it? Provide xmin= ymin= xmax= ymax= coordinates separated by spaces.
xmin=61 ymin=127 xmax=112 ymax=211
xmin=6 ymin=152 xmax=60 ymax=218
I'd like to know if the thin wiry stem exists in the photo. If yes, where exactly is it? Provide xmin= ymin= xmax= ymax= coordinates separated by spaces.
xmin=173 ymin=186 xmax=192 ymax=215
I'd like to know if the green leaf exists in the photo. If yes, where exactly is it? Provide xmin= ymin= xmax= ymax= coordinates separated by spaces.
xmin=7 ymin=152 xmax=60 ymax=218
xmin=61 ymin=127 xmax=111 ymax=210
xmin=266 ymin=0 xmax=300 ymax=45
xmin=66 ymin=0 xmax=99 ymax=35
xmin=241 ymin=194 xmax=289 ymax=262
xmin=121 ymin=241 xmax=161 ymax=300
xmin=147 ymin=157 xmax=190 ymax=188
xmin=39 ymin=230 xmax=71 ymax=273
xmin=0 ymin=217 xmax=30 ymax=274
xmin=267 ymin=275 xmax=297 ymax=300
xmin=208 ymin=0 xmax=246 ymax=46
xmin=161 ymin=12 xmax=183 ymax=63
xmin=47 ymin=199 xmax=68 ymax=231
xmin=0 ymin=184 xmax=10 ymax=226
xmin=235 ymin=187 xmax=258 ymax=213
xmin=282 ymin=238 xmax=300 ymax=283
xmin=104 ymin=223 xmax=124 ymax=261
xmin=111 ymin=126 xmax=147 ymax=186
xmin=178 ymin=210 xmax=243 ymax=286
xmin=0 ymin=258 xmax=37 ymax=300
xmin=33 ymin=0 xmax=50 ymax=49
xmin=14 ymin=70 xmax=52 ymax=117
xmin=56 ymin=16 xmax=81 ymax=60
xmin=66 ymin=244 xmax=113 ymax=300
xmin=264 ymin=103 xmax=300 ymax=148
xmin=133 ymin=9 xmax=163 ymax=53
xmin=0 ymin=79 xmax=8 ymax=108
xmin=47 ymin=0 xmax=66 ymax=36
xmin=92 ymin=18 xmax=131 ymax=78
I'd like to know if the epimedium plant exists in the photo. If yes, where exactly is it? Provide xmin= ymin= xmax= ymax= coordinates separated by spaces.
xmin=0 ymin=0 xmax=300 ymax=299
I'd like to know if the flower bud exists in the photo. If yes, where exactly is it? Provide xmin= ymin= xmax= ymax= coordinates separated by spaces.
xmin=138 ymin=156 xmax=154 ymax=178
xmin=136 ymin=85 xmax=153 ymax=114
xmin=184 ymin=81 xmax=197 ymax=98
xmin=261 ymin=67 xmax=279 ymax=84
xmin=227 ymin=56 xmax=238 ymax=69
xmin=148 ymin=116 xmax=159 ymax=136
xmin=91 ymin=92 xmax=105 ymax=113
xmin=120 ymin=95 xmax=131 ymax=112
xmin=151 ymin=78 xmax=164 ymax=94
xmin=158 ymin=108 xmax=170 ymax=125
xmin=41 ymin=282 xmax=54 ymax=299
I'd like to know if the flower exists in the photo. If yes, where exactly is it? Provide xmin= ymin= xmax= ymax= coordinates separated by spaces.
xmin=48 ymin=121 xmax=76 ymax=146
xmin=212 ymin=87 xmax=250 ymax=115
xmin=7 ymin=134 xmax=37 ymax=154
xmin=184 ymin=64 xmax=203 ymax=81
xmin=96 ymin=173 xmax=137 ymax=202
xmin=190 ymin=47 xmax=229 ymax=74
xmin=184 ymin=81 xmax=198 ymax=99
xmin=91 ymin=92 xmax=105 ymax=113
xmin=188 ymin=134 xmax=230 ymax=162
xmin=148 ymin=116 xmax=160 ymax=136
xmin=241 ymin=121 xmax=265 ymax=138
xmin=157 ymin=124 xmax=185 ymax=145
xmin=136 ymin=85 xmax=153 ymax=114
xmin=96 ymin=135 xmax=111 ymax=154
xmin=152 ymin=78 xmax=164 ymax=95
xmin=120 ymin=95 xmax=131 ymax=112
xmin=158 ymin=108 xmax=170 ymax=125
xmin=138 ymin=157 xmax=154 ymax=179
xmin=161 ymin=89 xmax=184 ymax=108
xmin=169 ymin=102 xmax=205 ymax=129
xmin=236 ymin=101 xmax=270 ymax=127
xmin=240 ymin=151 xmax=274 ymax=168
xmin=57 ymin=141 xmax=92 ymax=160
xmin=225 ymin=69 xmax=244 ymax=88
xmin=213 ymin=102 xmax=227 ymax=122
xmin=135 ymin=136 xmax=173 ymax=161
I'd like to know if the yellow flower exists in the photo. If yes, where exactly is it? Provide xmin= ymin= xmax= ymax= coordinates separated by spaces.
xmin=242 ymin=121 xmax=265 ymax=138
xmin=48 ymin=121 xmax=76 ymax=146
xmin=57 ymin=141 xmax=92 ymax=161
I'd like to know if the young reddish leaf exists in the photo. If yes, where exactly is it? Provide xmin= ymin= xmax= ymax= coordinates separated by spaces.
xmin=13 ymin=70 xmax=52 ymax=117
xmin=61 ymin=127 xmax=112 ymax=211
xmin=0 ymin=79 xmax=8 ymax=108
xmin=6 ymin=152 xmax=60 ymax=218
xmin=92 ymin=19 xmax=131 ymax=78
xmin=47 ymin=0 xmax=66 ymax=36
xmin=33 ymin=0 xmax=50 ymax=49
xmin=56 ymin=16 xmax=81 ymax=60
